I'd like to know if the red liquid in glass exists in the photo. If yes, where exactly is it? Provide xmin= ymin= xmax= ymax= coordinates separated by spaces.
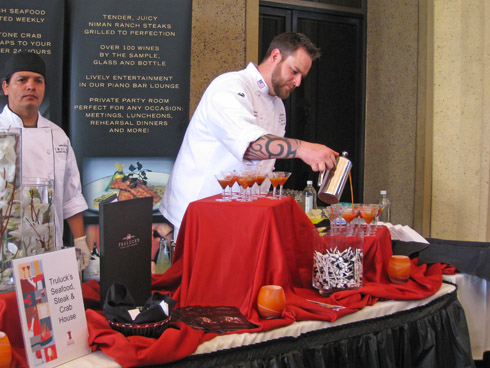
xmin=255 ymin=176 xmax=266 ymax=185
xmin=269 ymin=178 xmax=281 ymax=187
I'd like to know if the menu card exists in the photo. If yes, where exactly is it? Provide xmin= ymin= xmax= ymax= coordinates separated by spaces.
xmin=171 ymin=306 xmax=258 ymax=333
xmin=12 ymin=248 xmax=91 ymax=367
xmin=99 ymin=196 xmax=153 ymax=306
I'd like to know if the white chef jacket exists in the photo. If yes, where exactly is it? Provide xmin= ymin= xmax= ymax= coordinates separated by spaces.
xmin=160 ymin=63 xmax=286 ymax=234
xmin=0 ymin=106 xmax=88 ymax=249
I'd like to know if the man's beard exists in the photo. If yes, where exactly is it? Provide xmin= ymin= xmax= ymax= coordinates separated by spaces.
xmin=271 ymin=64 xmax=293 ymax=99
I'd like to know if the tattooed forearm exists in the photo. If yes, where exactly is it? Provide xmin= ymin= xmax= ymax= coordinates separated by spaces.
xmin=244 ymin=134 xmax=301 ymax=160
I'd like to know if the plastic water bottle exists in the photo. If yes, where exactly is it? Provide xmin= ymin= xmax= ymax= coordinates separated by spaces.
xmin=302 ymin=180 xmax=317 ymax=213
xmin=378 ymin=190 xmax=391 ymax=223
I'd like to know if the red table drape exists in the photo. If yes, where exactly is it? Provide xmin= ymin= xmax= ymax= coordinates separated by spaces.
xmin=2 ymin=195 xmax=443 ymax=367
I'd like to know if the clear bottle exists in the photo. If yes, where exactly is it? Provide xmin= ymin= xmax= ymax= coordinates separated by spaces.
xmin=155 ymin=238 xmax=172 ymax=274
xmin=378 ymin=190 xmax=391 ymax=223
xmin=302 ymin=180 xmax=317 ymax=213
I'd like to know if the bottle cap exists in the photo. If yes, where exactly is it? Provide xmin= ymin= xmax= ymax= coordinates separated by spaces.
xmin=380 ymin=190 xmax=387 ymax=195
xmin=307 ymin=180 xmax=313 ymax=185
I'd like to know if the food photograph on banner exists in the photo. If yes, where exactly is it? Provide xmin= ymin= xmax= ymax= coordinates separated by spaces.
xmin=82 ymin=157 xmax=173 ymax=213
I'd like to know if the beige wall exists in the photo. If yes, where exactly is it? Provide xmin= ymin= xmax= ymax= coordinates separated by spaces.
xmin=366 ymin=0 xmax=489 ymax=241
xmin=431 ymin=0 xmax=490 ymax=241
xmin=190 ymin=0 xmax=490 ymax=241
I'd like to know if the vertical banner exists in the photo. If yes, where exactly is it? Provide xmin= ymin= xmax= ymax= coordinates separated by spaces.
xmin=67 ymin=0 xmax=192 ymax=213
xmin=0 ymin=0 xmax=65 ymax=124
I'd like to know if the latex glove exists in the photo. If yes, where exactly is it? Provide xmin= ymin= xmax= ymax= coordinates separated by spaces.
xmin=74 ymin=236 xmax=91 ymax=271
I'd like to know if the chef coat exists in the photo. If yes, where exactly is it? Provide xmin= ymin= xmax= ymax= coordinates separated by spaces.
xmin=160 ymin=63 xmax=286 ymax=234
xmin=0 ymin=106 xmax=88 ymax=249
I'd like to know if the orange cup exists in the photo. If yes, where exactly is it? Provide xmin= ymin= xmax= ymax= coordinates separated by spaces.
xmin=257 ymin=285 xmax=286 ymax=319
xmin=387 ymin=255 xmax=411 ymax=284
xmin=0 ymin=332 xmax=12 ymax=368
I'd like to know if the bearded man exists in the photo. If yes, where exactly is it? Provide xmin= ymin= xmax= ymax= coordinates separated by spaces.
xmin=160 ymin=33 xmax=338 ymax=239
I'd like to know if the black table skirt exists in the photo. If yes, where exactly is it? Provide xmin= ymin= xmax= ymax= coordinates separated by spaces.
xmin=152 ymin=282 xmax=474 ymax=368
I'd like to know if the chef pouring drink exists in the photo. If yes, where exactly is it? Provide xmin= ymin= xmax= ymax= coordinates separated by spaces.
xmin=160 ymin=33 xmax=338 ymax=240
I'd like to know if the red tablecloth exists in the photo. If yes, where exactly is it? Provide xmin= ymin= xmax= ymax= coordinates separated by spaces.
xmin=87 ymin=196 xmax=442 ymax=366
xmin=2 ymin=195 xmax=443 ymax=367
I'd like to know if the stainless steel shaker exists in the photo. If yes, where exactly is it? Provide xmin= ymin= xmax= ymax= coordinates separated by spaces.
xmin=317 ymin=151 xmax=352 ymax=204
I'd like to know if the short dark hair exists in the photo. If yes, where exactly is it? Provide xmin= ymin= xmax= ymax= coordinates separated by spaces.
xmin=262 ymin=32 xmax=321 ymax=62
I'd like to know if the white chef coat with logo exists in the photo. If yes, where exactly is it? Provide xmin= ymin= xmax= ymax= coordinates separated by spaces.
xmin=0 ymin=106 xmax=88 ymax=249
xmin=160 ymin=63 xmax=286 ymax=234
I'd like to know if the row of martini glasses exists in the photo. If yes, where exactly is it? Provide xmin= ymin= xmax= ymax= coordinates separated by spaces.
xmin=215 ymin=171 xmax=291 ymax=202
xmin=324 ymin=203 xmax=386 ymax=236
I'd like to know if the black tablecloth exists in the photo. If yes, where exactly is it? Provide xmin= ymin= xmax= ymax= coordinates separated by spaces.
xmin=156 ymin=282 xmax=473 ymax=368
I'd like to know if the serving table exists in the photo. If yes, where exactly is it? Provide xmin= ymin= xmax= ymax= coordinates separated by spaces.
xmin=0 ymin=195 xmax=474 ymax=367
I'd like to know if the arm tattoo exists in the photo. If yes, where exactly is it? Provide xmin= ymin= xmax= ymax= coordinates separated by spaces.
xmin=244 ymin=134 xmax=301 ymax=160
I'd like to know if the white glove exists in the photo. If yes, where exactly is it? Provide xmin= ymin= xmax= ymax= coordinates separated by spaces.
xmin=74 ymin=236 xmax=91 ymax=271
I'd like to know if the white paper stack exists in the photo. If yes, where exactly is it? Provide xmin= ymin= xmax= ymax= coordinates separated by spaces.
xmin=378 ymin=222 xmax=429 ymax=244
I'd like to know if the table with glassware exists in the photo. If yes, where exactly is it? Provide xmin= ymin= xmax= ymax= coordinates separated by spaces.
xmin=78 ymin=194 xmax=471 ymax=367
xmin=0 ymin=194 xmax=475 ymax=367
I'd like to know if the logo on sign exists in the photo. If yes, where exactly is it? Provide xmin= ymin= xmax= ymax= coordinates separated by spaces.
xmin=118 ymin=234 xmax=140 ymax=249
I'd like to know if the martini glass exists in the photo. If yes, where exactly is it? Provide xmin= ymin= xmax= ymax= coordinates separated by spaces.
xmin=277 ymin=172 xmax=291 ymax=198
xmin=374 ymin=204 xmax=385 ymax=228
xmin=341 ymin=204 xmax=357 ymax=233
xmin=360 ymin=204 xmax=379 ymax=235
xmin=267 ymin=172 xmax=286 ymax=199
xmin=214 ymin=174 xmax=231 ymax=201
xmin=324 ymin=204 xmax=341 ymax=233
xmin=352 ymin=203 xmax=361 ymax=226
xmin=246 ymin=171 xmax=258 ymax=200
xmin=255 ymin=172 xmax=267 ymax=197
xmin=237 ymin=171 xmax=252 ymax=201
xmin=227 ymin=171 xmax=239 ymax=199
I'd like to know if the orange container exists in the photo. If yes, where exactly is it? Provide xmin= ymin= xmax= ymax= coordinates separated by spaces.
xmin=387 ymin=255 xmax=411 ymax=284
xmin=257 ymin=285 xmax=286 ymax=319
xmin=0 ymin=332 xmax=12 ymax=368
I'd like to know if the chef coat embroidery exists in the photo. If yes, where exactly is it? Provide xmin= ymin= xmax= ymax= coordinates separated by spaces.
xmin=237 ymin=92 xmax=245 ymax=98
xmin=55 ymin=143 xmax=68 ymax=154
xmin=257 ymin=80 xmax=265 ymax=89
xmin=279 ymin=114 xmax=286 ymax=126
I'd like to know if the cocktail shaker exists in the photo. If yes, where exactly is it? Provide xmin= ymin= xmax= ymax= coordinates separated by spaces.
xmin=317 ymin=151 xmax=352 ymax=204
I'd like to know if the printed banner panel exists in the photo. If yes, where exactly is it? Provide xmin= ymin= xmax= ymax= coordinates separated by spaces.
xmin=0 ymin=0 xmax=65 ymax=124
xmin=68 ymin=0 xmax=192 ymax=159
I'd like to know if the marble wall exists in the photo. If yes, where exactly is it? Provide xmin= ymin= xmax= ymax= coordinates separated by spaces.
xmin=190 ymin=0 xmax=249 ymax=113
xmin=365 ymin=0 xmax=419 ymax=228
xmin=364 ymin=0 xmax=489 ymax=241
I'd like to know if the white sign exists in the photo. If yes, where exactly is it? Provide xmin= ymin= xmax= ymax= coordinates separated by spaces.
xmin=12 ymin=248 xmax=91 ymax=367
